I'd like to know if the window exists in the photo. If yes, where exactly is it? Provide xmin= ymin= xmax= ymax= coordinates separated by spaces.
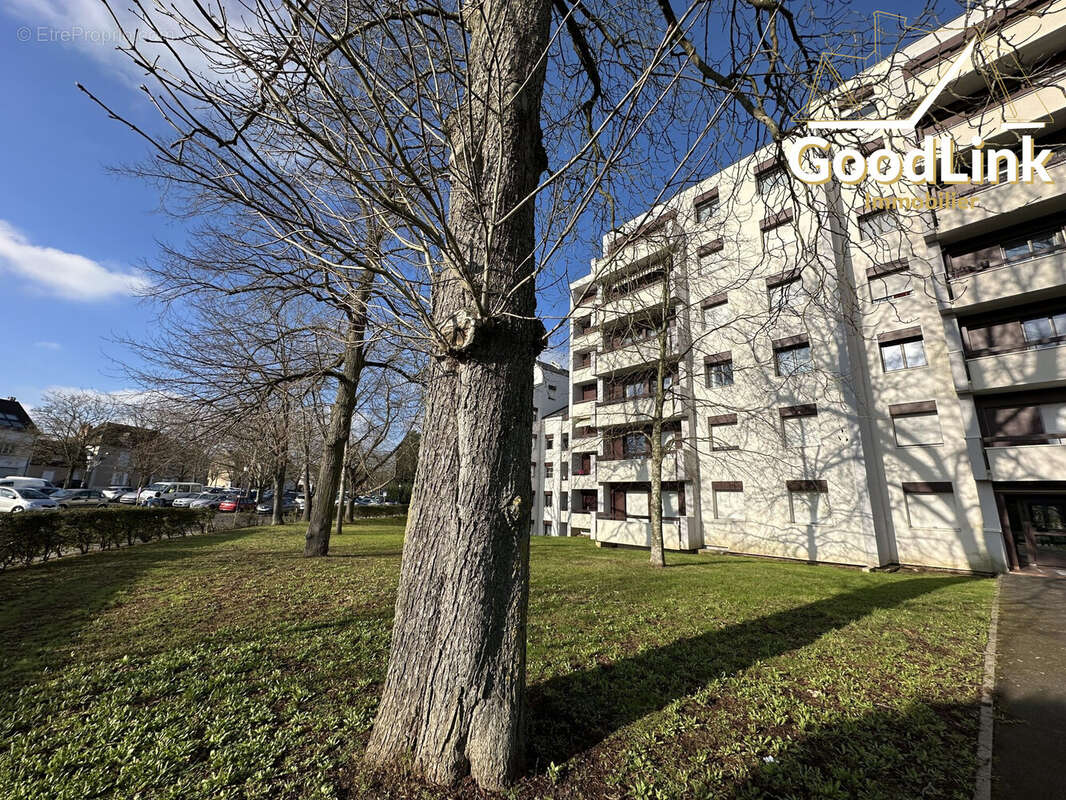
xmin=543 ymin=521 xmax=553 ymax=536
xmin=781 ymin=405 xmax=819 ymax=448
xmin=868 ymin=261 xmax=912 ymax=302
xmin=712 ymin=482 xmax=744 ymax=520
xmin=703 ymin=296 xmax=730 ymax=329
xmin=560 ymin=492 xmax=569 ymax=511
xmin=0 ymin=442 xmax=13 ymax=456
xmin=708 ymin=414 xmax=738 ymax=451
xmin=705 ymin=354 xmax=734 ymax=388
xmin=624 ymin=432 xmax=648 ymax=458
xmin=757 ymin=167 xmax=788 ymax=199
xmin=576 ymin=453 xmax=592 ymax=475
xmin=1003 ymin=227 xmax=1064 ymax=263
xmin=576 ymin=316 xmax=593 ymax=335
xmin=562 ymin=433 xmax=569 ymax=450
xmin=561 ymin=462 xmax=568 ymax=480
xmin=1022 ymin=311 xmax=1066 ymax=348
xmin=579 ymin=383 xmax=597 ymax=402
xmin=695 ymin=195 xmax=719 ymax=222
xmin=768 ymin=276 xmax=803 ymax=312
xmin=879 ymin=336 xmax=927 ymax=372
xmin=545 ymin=463 xmax=553 ymax=479
xmin=903 ymin=483 xmax=957 ymax=529
xmin=545 ymin=491 xmax=553 ymax=508
xmin=774 ymin=341 xmax=813 ymax=376
xmin=892 ymin=404 xmax=943 ymax=447
xmin=662 ymin=489 xmax=682 ymax=518
xmin=545 ymin=435 xmax=554 ymax=450
xmin=858 ymin=210 xmax=894 ymax=241
xmin=575 ymin=350 xmax=592 ymax=370
xmin=579 ymin=490 xmax=597 ymax=512
xmin=946 ymin=220 xmax=1066 ymax=277
xmin=787 ymin=480 xmax=828 ymax=524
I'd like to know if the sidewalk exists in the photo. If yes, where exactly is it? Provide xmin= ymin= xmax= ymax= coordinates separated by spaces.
xmin=993 ymin=573 xmax=1066 ymax=799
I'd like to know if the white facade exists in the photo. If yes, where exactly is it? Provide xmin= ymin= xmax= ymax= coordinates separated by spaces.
xmin=564 ymin=1 xmax=1066 ymax=573
xmin=531 ymin=361 xmax=572 ymax=536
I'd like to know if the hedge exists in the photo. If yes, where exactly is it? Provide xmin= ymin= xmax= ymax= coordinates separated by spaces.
xmin=0 ymin=507 xmax=217 ymax=571
xmin=349 ymin=504 xmax=409 ymax=518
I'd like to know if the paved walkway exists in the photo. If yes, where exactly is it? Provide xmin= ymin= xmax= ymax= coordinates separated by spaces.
xmin=993 ymin=573 xmax=1066 ymax=799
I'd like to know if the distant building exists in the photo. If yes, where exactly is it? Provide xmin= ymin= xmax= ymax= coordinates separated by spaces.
xmin=0 ymin=397 xmax=37 ymax=476
xmin=531 ymin=361 xmax=572 ymax=536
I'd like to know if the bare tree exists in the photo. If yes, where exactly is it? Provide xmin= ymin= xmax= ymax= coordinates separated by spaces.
xmin=32 ymin=390 xmax=116 ymax=487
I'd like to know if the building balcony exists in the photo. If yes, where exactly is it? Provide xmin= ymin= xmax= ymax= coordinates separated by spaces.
xmin=599 ymin=283 xmax=682 ymax=326
xmin=595 ymin=516 xmax=687 ymax=549
xmin=597 ymin=334 xmax=678 ymax=375
xmin=568 ymin=511 xmax=594 ymax=530
xmin=986 ymin=440 xmax=1066 ymax=482
xmin=596 ymin=449 xmax=693 ymax=483
xmin=935 ymin=154 xmax=1066 ymax=237
xmin=571 ymin=470 xmax=598 ymax=490
xmin=571 ymin=361 xmax=595 ymax=385
xmin=593 ymin=236 xmax=673 ymax=283
xmin=571 ymin=399 xmax=597 ymax=419
xmin=595 ymin=394 xmax=686 ymax=428
xmin=943 ymin=249 xmax=1066 ymax=313
xmin=963 ymin=342 xmax=1066 ymax=393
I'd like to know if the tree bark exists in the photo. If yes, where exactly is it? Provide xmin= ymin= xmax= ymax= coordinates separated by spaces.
xmin=302 ymin=459 xmax=312 ymax=522
xmin=366 ymin=1 xmax=551 ymax=790
xmin=271 ymin=462 xmax=287 ymax=526
xmin=335 ymin=446 xmax=346 ymax=540
xmin=303 ymin=275 xmax=375 ymax=556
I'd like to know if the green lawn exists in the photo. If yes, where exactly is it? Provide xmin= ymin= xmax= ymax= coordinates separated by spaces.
xmin=0 ymin=520 xmax=993 ymax=799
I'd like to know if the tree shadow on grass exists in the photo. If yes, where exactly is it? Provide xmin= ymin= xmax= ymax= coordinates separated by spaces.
xmin=528 ymin=576 xmax=975 ymax=768
xmin=726 ymin=700 xmax=985 ymax=800
xmin=0 ymin=527 xmax=266 ymax=693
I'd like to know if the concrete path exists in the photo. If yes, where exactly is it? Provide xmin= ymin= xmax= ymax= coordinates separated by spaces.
xmin=993 ymin=573 xmax=1066 ymax=799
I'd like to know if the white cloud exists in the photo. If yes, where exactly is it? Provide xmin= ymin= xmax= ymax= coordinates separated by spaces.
xmin=33 ymin=341 xmax=62 ymax=350
xmin=0 ymin=220 xmax=148 ymax=301
xmin=4 ymin=0 xmax=253 ymax=88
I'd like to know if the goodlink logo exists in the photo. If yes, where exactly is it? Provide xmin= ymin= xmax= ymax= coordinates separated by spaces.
xmin=785 ymin=18 xmax=1057 ymax=205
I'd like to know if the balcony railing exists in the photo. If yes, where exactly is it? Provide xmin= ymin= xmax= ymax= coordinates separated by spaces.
xmin=983 ymin=432 xmax=1066 ymax=447
xmin=966 ymin=335 xmax=1066 ymax=359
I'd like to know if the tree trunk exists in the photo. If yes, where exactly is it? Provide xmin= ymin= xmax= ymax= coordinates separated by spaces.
xmin=303 ymin=274 xmax=375 ymax=556
xmin=366 ymin=1 xmax=551 ymax=790
xmin=272 ymin=463 xmax=286 ymax=526
xmin=302 ymin=459 xmax=312 ymax=522
xmin=335 ymin=450 xmax=346 ymax=539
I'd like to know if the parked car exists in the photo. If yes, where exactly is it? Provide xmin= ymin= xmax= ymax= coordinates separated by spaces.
xmin=256 ymin=492 xmax=298 ymax=515
xmin=188 ymin=492 xmax=229 ymax=510
xmin=119 ymin=481 xmax=204 ymax=506
xmin=0 ymin=476 xmax=56 ymax=491
xmin=51 ymin=488 xmax=109 ymax=509
xmin=219 ymin=495 xmax=256 ymax=512
xmin=0 ymin=486 xmax=59 ymax=513
xmin=101 ymin=486 xmax=132 ymax=502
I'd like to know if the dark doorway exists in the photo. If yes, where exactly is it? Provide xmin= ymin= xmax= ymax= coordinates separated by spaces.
xmin=1003 ymin=493 xmax=1066 ymax=571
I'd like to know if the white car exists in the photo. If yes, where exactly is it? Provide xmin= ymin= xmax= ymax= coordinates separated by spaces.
xmin=0 ymin=486 xmax=59 ymax=513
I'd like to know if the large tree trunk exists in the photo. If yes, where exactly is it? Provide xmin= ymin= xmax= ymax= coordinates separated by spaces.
xmin=271 ymin=463 xmax=287 ymax=526
xmin=366 ymin=1 xmax=551 ymax=790
xmin=303 ymin=277 xmax=375 ymax=556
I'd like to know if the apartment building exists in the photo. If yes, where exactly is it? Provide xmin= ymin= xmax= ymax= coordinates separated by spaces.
xmin=566 ymin=0 xmax=1066 ymax=574
xmin=0 ymin=398 xmax=37 ymax=476
xmin=531 ymin=360 xmax=572 ymax=536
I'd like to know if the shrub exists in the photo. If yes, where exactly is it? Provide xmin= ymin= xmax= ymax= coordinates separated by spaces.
xmin=350 ymin=504 xmax=409 ymax=519
xmin=0 ymin=507 xmax=220 ymax=571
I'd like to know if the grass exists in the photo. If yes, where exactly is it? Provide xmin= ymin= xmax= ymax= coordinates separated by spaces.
xmin=0 ymin=519 xmax=993 ymax=799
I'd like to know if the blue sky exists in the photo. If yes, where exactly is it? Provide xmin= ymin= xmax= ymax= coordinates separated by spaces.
xmin=0 ymin=0 xmax=957 ymax=406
